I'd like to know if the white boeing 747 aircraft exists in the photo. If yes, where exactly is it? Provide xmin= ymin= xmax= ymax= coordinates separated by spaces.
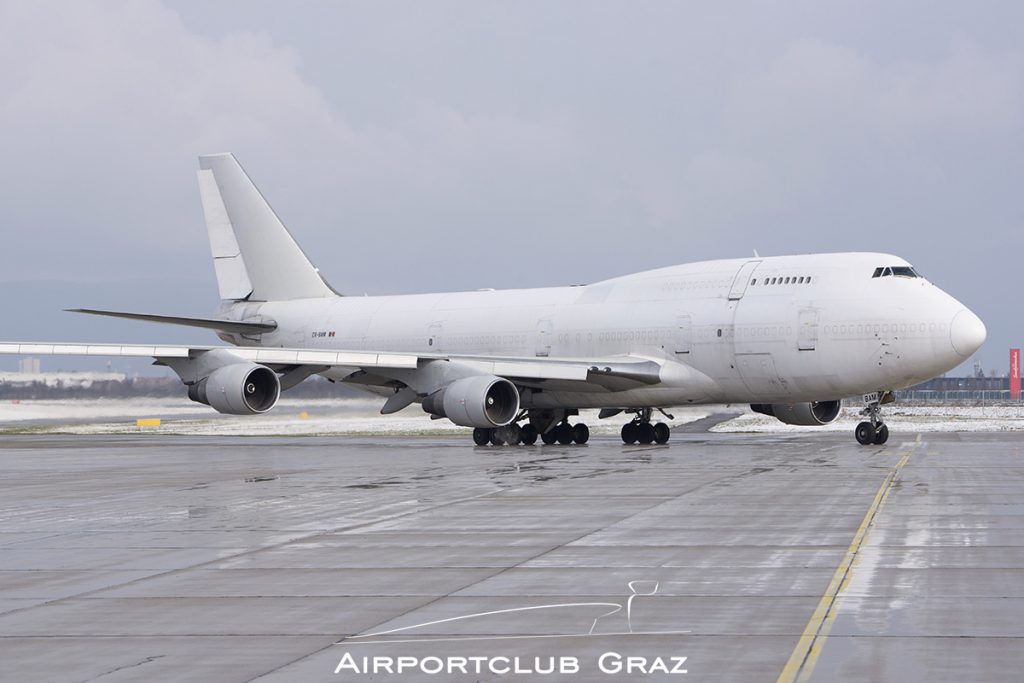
xmin=1 ymin=154 xmax=986 ymax=446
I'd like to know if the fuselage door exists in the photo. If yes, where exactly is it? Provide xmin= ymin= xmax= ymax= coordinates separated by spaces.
xmin=728 ymin=260 xmax=762 ymax=300
xmin=535 ymin=318 xmax=553 ymax=357
xmin=428 ymin=322 xmax=443 ymax=352
xmin=735 ymin=352 xmax=788 ymax=397
xmin=674 ymin=315 xmax=692 ymax=354
xmin=798 ymin=308 xmax=819 ymax=351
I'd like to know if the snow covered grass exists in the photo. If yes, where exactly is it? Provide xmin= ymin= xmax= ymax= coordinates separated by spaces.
xmin=711 ymin=404 xmax=1024 ymax=433
xmin=0 ymin=398 xmax=711 ymax=437
xmin=1 ymin=397 xmax=1020 ymax=436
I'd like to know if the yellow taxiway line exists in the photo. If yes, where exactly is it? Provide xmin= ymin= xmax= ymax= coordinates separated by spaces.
xmin=775 ymin=435 xmax=918 ymax=683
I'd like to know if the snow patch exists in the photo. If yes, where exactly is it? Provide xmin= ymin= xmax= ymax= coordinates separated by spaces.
xmin=711 ymin=405 xmax=1024 ymax=433
xmin=0 ymin=399 xmax=711 ymax=437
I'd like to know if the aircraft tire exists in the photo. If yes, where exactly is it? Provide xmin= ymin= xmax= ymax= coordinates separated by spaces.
xmin=520 ymin=424 xmax=538 ymax=445
xmin=541 ymin=428 xmax=558 ymax=445
xmin=621 ymin=422 xmax=638 ymax=444
xmin=502 ymin=423 xmax=522 ymax=445
xmin=555 ymin=422 xmax=574 ymax=445
xmin=653 ymin=422 xmax=670 ymax=444
xmin=873 ymin=424 xmax=889 ymax=445
xmin=489 ymin=430 xmax=505 ymax=446
xmin=855 ymin=421 xmax=876 ymax=445
xmin=572 ymin=423 xmax=590 ymax=444
xmin=473 ymin=428 xmax=492 ymax=446
xmin=637 ymin=423 xmax=656 ymax=444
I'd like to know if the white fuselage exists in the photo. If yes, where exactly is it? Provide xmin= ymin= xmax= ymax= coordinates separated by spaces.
xmin=223 ymin=252 xmax=983 ymax=410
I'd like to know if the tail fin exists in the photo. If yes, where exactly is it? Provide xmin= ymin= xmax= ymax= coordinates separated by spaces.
xmin=197 ymin=153 xmax=337 ymax=301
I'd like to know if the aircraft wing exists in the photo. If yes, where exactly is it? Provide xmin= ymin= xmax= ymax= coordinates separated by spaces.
xmin=0 ymin=342 xmax=663 ymax=389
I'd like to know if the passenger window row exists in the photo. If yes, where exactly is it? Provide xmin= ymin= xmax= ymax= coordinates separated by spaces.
xmin=749 ymin=276 xmax=812 ymax=286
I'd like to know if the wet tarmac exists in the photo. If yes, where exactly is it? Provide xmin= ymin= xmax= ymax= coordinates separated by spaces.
xmin=0 ymin=427 xmax=1022 ymax=681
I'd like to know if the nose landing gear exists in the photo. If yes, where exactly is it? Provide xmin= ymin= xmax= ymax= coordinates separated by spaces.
xmin=855 ymin=392 xmax=892 ymax=445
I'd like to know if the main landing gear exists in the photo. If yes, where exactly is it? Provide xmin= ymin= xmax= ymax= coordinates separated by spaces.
xmin=620 ymin=408 xmax=671 ymax=445
xmin=472 ymin=418 xmax=588 ymax=446
xmin=539 ymin=421 xmax=590 ymax=445
xmin=855 ymin=392 xmax=892 ymax=446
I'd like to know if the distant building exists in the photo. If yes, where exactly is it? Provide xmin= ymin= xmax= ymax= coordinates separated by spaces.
xmin=0 ymin=370 xmax=127 ymax=388
xmin=18 ymin=357 xmax=41 ymax=374
xmin=897 ymin=376 xmax=1014 ymax=402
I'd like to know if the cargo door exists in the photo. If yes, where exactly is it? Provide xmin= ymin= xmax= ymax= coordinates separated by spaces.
xmin=535 ymin=318 xmax=553 ymax=357
xmin=798 ymin=308 xmax=819 ymax=351
xmin=674 ymin=315 xmax=692 ymax=354
xmin=735 ymin=353 xmax=788 ymax=396
xmin=427 ymin=322 xmax=444 ymax=352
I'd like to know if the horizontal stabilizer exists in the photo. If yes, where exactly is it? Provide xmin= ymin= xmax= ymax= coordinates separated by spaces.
xmin=65 ymin=309 xmax=276 ymax=335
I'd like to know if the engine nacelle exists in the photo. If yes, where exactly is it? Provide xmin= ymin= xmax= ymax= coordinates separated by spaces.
xmin=188 ymin=362 xmax=280 ymax=415
xmin=750 ymin=400 xmax=842 ymax=426
xmin=421 ymin=375 xmax=520 ymax=428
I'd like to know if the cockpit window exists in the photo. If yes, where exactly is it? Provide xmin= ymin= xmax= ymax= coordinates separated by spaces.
xmin=873 ymin=265 xmax=922 ymax=279
xmin=890 ymin=266 xmax=920 ymax=278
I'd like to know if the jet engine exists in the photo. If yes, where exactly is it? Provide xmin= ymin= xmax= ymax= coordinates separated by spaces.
xmin=187 ymin=362 xmax=280 ymax=415
xmin=750 ymin=401 xmax=842 ymax=426
xmin=422 ymin=375 xmax=520 ymax=428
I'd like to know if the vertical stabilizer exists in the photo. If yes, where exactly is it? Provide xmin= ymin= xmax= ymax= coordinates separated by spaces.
xmin=197 ymin=153 xmax=336 ymax=301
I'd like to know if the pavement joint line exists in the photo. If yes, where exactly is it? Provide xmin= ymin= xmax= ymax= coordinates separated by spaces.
xmin=0 ymin=487 xmax=507 ymax=619
xmin=775 ymin=434 xmax=919 ymax=683
xmin=250 ymin=465 xmax=753 ymax=680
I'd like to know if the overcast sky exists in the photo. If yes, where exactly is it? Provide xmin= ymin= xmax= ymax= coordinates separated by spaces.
xmin=1 ymin=1 xmax=1020 ymax=375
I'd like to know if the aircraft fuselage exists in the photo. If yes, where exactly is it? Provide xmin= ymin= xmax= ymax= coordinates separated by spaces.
xmin=223 ymin=251 xmax=983 ymax=410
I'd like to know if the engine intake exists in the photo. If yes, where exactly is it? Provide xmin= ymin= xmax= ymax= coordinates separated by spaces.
xmin=751 ymin=400 xmax=841 ymax=426
xmin=422 ymin=375 xmax=520 ymax=428
xmin=188 ymin=362 xmax=280 ymax=415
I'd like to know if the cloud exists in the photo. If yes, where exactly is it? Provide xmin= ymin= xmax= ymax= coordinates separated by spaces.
xmin=0 ymin=0 xmax=584 ymax=291
xmin=0 ymin=1 xmax=1020 ymax=369
xmin=629 ymin=37 xmax=1024 ymax=236
xmin=0 ymin=1 xmax=347 ymax=283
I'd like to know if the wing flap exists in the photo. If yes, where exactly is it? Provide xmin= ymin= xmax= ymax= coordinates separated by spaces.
xmin=0 ymin=342 xmax=193 ymax=358
xmin=0 ymin=342 xmax=419 ymax=369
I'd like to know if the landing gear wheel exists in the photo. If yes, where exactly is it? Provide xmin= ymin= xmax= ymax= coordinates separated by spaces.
xmin=489 ymin=430 xmax=505 ymax=446
xmin=520 ymin=424 xmax=538 ymax=446
xmin=540 ymin=428 xmax=558 ymax=445
xmin=637 ymin=423 xmax=656 ymax=445
xmin=473 ymin=428 xmax=492 ymax=446
xmin=502 ymin=423 xmax=522 ymax=446
xmin=555 ymin=422 xmax=574 ymax=445
xmin=653 ymin=422 xmax=670 ymax=444
xmin=857 ymin=391 xmax=894 ymax=446
xmin=873 ymin=424 xmax=889 ymax=445
xmin=572 ymin=423 xmax=590 ymax=444
xmin=855 ymin=421 xmax=876 ymax=445
xmin=621 ymin=422 xmax=638 ymax=444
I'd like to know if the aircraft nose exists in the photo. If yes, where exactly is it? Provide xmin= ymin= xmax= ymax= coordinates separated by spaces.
xmin=950 ymin=308 xmax=986 ymax=357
